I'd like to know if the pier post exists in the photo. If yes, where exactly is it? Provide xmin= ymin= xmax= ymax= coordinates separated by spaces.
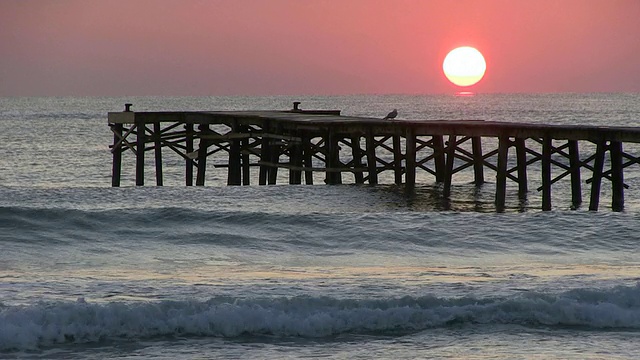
xmin=185 ymin=123 xmax=194 ymax=186
xmin=568 ymin=140 xmax=582 ymax=207
xmin=289 ymin=134 xmax=303 ymax=185
xmin=393 ymin=135 xmax=403 ymax=185
xmin=515 ymin=138 xmax=528 ymax=196
xmin=495 ymin=136 xmax=509 ymax=212
xmin=228 ymin=122 xmax=242 ymax=186
xmin=472 ymin=136 xmax=484 ymax=185
xmin=610 ymin=141 xmax=624 ymax=211
xmin=405 ymin=128 xmax=416 ymax=188
xmin=433 ymin=135 xmax=446 ymax=182
xmin=366 ymin=131 xmax=378 ymax=184
xmin=153 ymin=122 xmax=163 ymax=186
xmin=268 ymin=138 xmax=280 ymax=185
xmin=111 ymin=123 xmax=123 ymax=187
xmin=542 ymin=137 xmax=552 ymax=211
xmin=135 ymin=118 xmax=145 ymax=186
xmin=589 ymin=140 xmax=606 ymax=211
xmin=443 ymin=135 xmax=457 ymax=198
xmin=326 ymin=128 xmax=342 ymax=185
xmin=259 ymin=138 xmax=270 ymax=185
xmin=268 ymin=124 xmax=283 ymax=185
xmin=351 ymin=135 xmax=365 ymax=184
xmin=196 ymin=124 xmax=209 ymax=186
xmin=302 ymin=134 xmax=314 ymax=185
xmin=241 ymin=126 xmax=250 ymax=185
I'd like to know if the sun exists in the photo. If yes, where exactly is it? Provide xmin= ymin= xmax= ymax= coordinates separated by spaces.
xmin=443 ymin=47 xmax=486 ymax=87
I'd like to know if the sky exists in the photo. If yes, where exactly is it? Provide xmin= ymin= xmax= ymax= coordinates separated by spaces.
xmin=1 ymin=0 xmax=639 ymax=97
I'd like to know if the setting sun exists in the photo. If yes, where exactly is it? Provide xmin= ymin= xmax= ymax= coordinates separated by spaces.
xmin=443 ymin=47 xmax=487 ymax=87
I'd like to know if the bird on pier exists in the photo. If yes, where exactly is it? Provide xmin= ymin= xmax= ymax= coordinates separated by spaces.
xmin=383 ymin=109 xmax=398 ymax=120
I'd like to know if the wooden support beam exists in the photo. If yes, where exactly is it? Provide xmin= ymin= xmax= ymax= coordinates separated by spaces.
xmin=433 ymin=135 xmax=446 ymax=183
xmin=495 ymin=136 xmax=509 ymax=212
xmin=259 ymin=138 xmax=270 ymax=185
xmin=196 ymin=124 xmax=209 ymax=186
xmin=111 ymin=123 xmax=123 ymax=187
xmin=351 ymin=136 xmax=365 ymax=184
xmin=515 ymin=137 xmax=527 ymax=196
xmin=610 ymin=141 xmax=624 ymax=211
xmin=268 ymin=139 xmax=280 ymax=185
xmin=302 ymin=135 xmax=314 ymax=185
xmin=443 ymin=135 xmax=457 ymax=198
xmin=568 ymin=140 xmax=582 ymax=208
xmin=366 ymin=132 xmax=378 ymax=185
xmin=258 ymin=121 xmax=271 ymax=185
xmin=393 ymin=135 xmax=403 ymax=185
xmin=228 ymin=122 xmax=242 ymax=186
xmin=258 ymin=161 xmax=367 ymax=173
xmin=405 ymin=128 xmax=416 ymax=189
xmin=542 ymin=137 xmax=552 ymax=211
xmin=289 ymin=136 xmax=303 ymax=185
xmin=135 ymin=121 xmax=145 ymax=186
xmin=241 ymin=127 xmax=250 ymax=185
xmin=185 ymin=123 xmax=194 ymax=186
xmin=326 ymin=128 xmax=342 ymax=185
xmin=153 ymin=122 xmax=163 ymax=186
xmin=472 ymin=136 xmax=484 ymax=185
xmin=589 ymin=140 xmax=606 ymax=211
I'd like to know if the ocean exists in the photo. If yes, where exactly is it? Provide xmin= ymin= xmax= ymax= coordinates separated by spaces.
xmin=1 ymin=93 xmax=640 ymax=359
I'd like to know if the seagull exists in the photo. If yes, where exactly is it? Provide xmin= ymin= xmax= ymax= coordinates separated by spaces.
xmin=383 ymin=109 xmax=398 ymax=120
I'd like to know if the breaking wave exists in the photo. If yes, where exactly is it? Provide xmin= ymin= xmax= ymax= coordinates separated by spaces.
xmin=2 ymin=284 xmax=640 ymax=351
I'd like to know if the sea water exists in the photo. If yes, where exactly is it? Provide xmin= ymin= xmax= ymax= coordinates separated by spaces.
xmin=1 ymin=94 xmax=640 ymax=359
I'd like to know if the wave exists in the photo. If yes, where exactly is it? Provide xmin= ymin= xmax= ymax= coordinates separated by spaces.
xmin=2 ymin=284 xmax=640 ymax=350
xmin=2 ymin=205 xmax=639 ymax=255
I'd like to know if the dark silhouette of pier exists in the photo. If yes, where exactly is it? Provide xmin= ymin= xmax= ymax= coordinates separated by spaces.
xmin=108 ymin=103 xmax=640 ymax=212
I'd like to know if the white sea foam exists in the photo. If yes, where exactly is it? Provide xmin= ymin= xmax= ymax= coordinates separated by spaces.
xmin=2 ymin=285 xmax=640 ymax=351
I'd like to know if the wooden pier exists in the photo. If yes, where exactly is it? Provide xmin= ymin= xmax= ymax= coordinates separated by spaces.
xmin=108 ymin=103 xmax=640 ymax=212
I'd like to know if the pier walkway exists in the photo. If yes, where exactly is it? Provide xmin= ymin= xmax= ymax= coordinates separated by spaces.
xmin=108 ymin=103 xmax=640 ymax=212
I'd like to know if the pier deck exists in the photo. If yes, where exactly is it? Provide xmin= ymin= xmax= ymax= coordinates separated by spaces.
xmin=108 ymin=104 xmax=640 ymax=211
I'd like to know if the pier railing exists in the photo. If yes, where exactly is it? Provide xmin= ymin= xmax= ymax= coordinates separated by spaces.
xmin=108 ymin=104 xmax=640 ymax=212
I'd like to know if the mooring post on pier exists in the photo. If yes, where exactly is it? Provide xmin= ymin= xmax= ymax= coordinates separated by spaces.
xmin=366 ymin=131 xmax=378 ymax=184
xmin=153 ymin=122 xmax=163 ymax=186
xmin=443 ymin=135 xmax=457 ymax=198
xmin=472 ymin=136 xmax=484 ymax=185
xmin=610 ymin=140 xmax=624 ymax=211
xmin=185 ymin=123 xmax=194 ymax=186
xmin=589 ymin=140 xmax=606 ymax=211
xmin=495 ymin=136 xmax=509 ymax=211
xmin=568 ymin=140 xmax=582 ymax=207
xmin=405 ymin=128 xmax=416 ymax=188
xmin=196 ymin=124 xmax=209 ymax=186
xmin=111 ymin=123 xmax=123 ymax=187
xmin=135 ymin=118 xmax=145 ymax=186
xmin=515 ymin=137 xmax=528 ymax=196
xmin=542 ymin=137 xmax=552 ymax=211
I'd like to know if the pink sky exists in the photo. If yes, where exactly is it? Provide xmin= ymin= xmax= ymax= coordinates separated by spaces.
xmin=1 ymin=0 xmax=639 ymax=96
